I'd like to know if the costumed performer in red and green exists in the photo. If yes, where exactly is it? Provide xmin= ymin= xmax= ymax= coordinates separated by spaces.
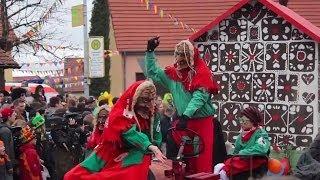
xmin=144 ymin=36 xmax=219 ymax=174
xmin=64 ymin=80 xmax=166 ymax=180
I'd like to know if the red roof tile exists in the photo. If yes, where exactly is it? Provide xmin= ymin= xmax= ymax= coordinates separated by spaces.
xmin=109 ymin=0 xmax=320 ymax=52
xmin=109 ymin=0 xmax=239 ymax=52
xmin=276 ymin=0 xmax=320 ymax=29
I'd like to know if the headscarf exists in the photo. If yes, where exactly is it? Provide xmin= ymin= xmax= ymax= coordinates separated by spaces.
xmin=164 ymin=40 xmax=219 ymax=94
xmin=102 ymin=80 xmax=156 ymax=144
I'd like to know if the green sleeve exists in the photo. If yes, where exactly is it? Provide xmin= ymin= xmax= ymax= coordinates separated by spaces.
xmin=122 ymin=125 xmax=152 ymax=152
xmin=183 ymin=89 xmax=211 ymax=118
xmin=81 ymin=151 xmax=106 ymax=172
xmin=153 ymin=116 xmax=162 ymax=147
xmin=233 ymin=136 xmax=242 ymax=155
xmin=144 ymin=52 xmax=173 ymax=88
xmin=238 ymin=131 xmax=270 ymax=156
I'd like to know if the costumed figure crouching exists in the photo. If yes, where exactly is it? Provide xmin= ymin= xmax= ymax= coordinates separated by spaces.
xmin=213 ymin=107 xmax=270 ymax=180
xmin=64 ymin=80 xmax=166 ymax=180
xmin=144 ymin=36 xmax=219 ymax=174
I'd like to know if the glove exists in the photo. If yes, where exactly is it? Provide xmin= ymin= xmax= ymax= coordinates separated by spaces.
xmin=147 ymin=36 xmax=160 ymax=52
xmin=176 ymin=115 xmax=189 ymax=130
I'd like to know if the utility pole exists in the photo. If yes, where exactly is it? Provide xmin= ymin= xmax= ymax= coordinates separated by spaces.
xmin=83 ymin=0 xmax=90 ymax=97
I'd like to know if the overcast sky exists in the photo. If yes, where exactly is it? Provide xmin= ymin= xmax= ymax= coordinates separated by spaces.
xmin=13 ymin=0 xmax=94 ymax=77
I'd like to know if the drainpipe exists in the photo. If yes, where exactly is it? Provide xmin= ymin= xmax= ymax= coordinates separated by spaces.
xmin=122 ymin=51 xmax=126 ymax=92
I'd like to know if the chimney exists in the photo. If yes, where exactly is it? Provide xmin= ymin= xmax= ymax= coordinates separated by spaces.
xmin=279 ymin=0 xmax=289 ymax=6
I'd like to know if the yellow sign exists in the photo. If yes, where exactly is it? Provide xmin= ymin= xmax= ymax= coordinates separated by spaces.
xmin=91 ymin=39 xmax=101 ymax=50
xmin=71 ymin=5 xmax=84 ymax=27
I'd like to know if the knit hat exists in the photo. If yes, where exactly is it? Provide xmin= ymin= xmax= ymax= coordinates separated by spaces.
xmin=20 ymin=125 xmax=36 ymax=144
xmin=241 ymin=107 xmax=263 ymax=126
xmin=31 ymin=114 xmax=45 ymax=129
xmin=0 ymin=107 xmax=14 ymax=120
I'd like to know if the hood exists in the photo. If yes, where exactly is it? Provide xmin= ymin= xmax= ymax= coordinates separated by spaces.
xmin=165 ymin=41 xmax=219 ymax=94
xmin=102 ymin=80 xmax=156 ymax=144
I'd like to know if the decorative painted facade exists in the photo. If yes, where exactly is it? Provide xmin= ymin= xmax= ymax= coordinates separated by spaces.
xmin=194 ymin=2 xmax=319 ymax=150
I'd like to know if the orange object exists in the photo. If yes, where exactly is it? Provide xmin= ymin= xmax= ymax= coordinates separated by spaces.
xmin=268 ymin=158 xmax=283 ymax=174
xmin=0 ymin=140 xmax=3 ymax=147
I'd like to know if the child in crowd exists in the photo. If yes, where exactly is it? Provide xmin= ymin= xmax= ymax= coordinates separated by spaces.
xmin=214 ymin=107 xmax=270 ymax=180
xmin=19 ymin=125 xmax=43 ymax=180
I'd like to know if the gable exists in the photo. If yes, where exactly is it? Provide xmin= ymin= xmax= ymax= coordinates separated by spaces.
xmin=190 ymin=0 xmax=320 ymax=42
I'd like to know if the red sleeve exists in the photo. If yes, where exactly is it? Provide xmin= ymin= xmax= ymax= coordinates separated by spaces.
xmin=25 ymin=149 xmax=42 ymax=178
xmin=86 ymin=133 xmax=96 ymax=150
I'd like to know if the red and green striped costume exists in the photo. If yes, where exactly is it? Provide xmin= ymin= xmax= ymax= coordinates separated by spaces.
xmin=64 ymin=81 xmax=162 ymax=180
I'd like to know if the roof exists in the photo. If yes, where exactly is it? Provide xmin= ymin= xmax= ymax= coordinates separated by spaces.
xmin=276 ymin=0 xmax=320 ymax=28
xmin=108 ymin=0 xmax=240 ymax=52
xmin=190 ymin=0 xmax=320 ymax=42
xmin=109 ymin=0 xmax=320 ymax=52
xmin=0 ymin=50 xmax=19 ymax=68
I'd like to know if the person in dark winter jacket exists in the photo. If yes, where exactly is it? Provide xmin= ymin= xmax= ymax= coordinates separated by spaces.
xmin=294 ymin=132 xmax=320 ymax=180
xmin=33 ymin=85 xmax=47 ymax=104
xmin=51 ymin=113 xmax=85 ymax=179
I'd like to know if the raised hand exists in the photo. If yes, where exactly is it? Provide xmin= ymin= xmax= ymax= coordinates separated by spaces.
xmin=147 ymin=36 xmax=160 ymax=52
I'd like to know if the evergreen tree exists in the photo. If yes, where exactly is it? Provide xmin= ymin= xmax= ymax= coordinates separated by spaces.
xmin=89 ymin=0 xmax=110 ymax=96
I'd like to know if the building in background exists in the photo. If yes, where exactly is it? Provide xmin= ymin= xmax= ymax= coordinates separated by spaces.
xmin=108 ymin=0 xmax=220 ymax=96
xmin=63 ymin=57 xmax=84 ymax=95
xmin=190 ymin=0 xmax=320 ymax=149
xmin=107 ymin=0 xmax=320 ymax=97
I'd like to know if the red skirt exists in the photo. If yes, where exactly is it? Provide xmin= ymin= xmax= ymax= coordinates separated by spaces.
xmin=64 ymin=155 xmax=151 ymax=180
xmin=223 ymin=156 xmax=267 ymax=176
xmin=172 ymin=116 xmax=214 ymax=174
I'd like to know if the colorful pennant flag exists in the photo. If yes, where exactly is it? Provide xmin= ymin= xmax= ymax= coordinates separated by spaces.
xmin=140 ymin=0 xmax=195 ymax=32
xmin=160 ymin=10 xmax=164 ymax=18
xmin=154 ymin=5 xmax=157 ymax=14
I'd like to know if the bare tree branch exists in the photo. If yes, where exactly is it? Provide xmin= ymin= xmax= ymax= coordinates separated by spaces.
xmin=7 ymin=0 xmax=42 ymax=19
xmin=1 ymin=0 xmax=81 ymax=67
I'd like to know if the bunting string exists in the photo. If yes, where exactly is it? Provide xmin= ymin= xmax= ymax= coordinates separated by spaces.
xmin=140 ymin=0 xmax=196 ymax=32
xmin=22 ymin=0 xmax=67 ymax=39
xmin=33 ymin=42 xmax=83 ymax=51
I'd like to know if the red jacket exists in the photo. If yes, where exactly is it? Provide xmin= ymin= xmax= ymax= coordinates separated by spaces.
xmin=19 ymin=143 xmax=43 ymax=180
